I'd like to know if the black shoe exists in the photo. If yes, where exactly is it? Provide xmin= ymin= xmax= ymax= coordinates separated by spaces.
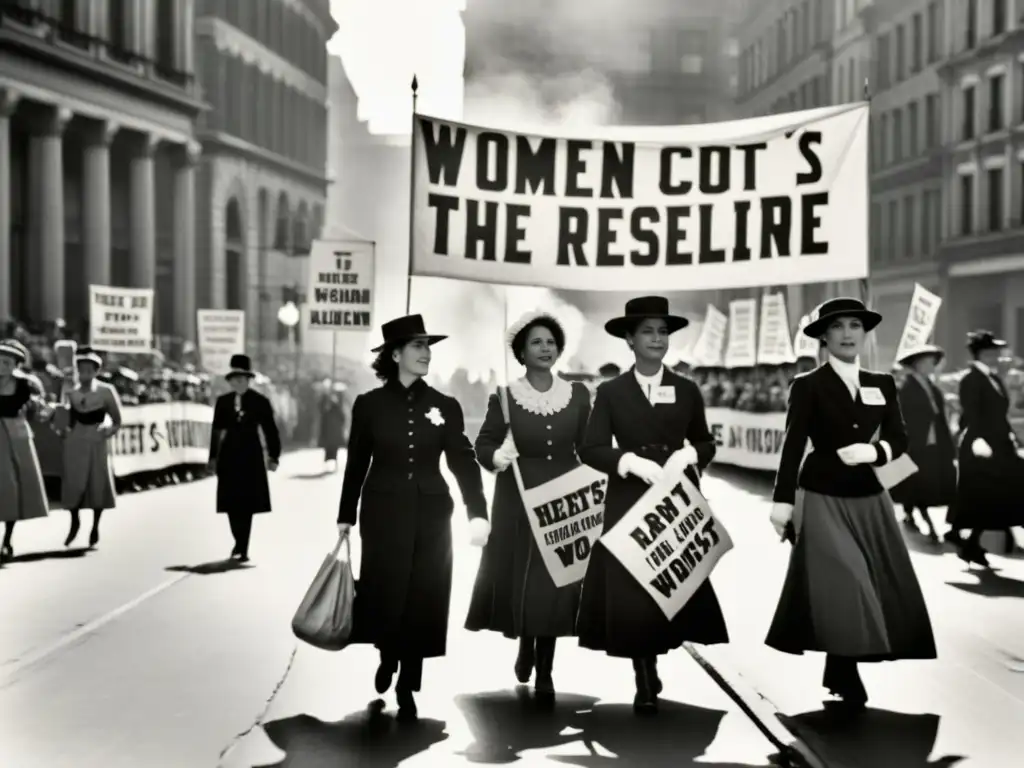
xmin=632 ymin=659 xmax=658 ymax=715
xmin=65 ymin=519 xmax=80 ymax=547
xmin=514 ymin=638 xmax=535 ymax=684
xmin=88 ymin=529 xmax=99 ymax=548
xmin=238 ymin=553 xmax=250 ymax=563
xmin=958 ymin=543 xmax=990 ymax=568
xmin=396 ymin=688 xmax=418 ymax=721
xmin=0 ymin=544 xmax=11 ymax=562
xmin=375 ymin=658 xmax=398 ymax=694
xmin=533 ymin=639 xmax=555 ymax=707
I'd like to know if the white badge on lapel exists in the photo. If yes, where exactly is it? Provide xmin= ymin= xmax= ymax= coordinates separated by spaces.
xmin=860 ymin=386 xmax=885 ymax=406
xmin=652 ymin=386 xmax=676 ymax=405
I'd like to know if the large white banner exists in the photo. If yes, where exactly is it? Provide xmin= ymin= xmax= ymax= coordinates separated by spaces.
xmin=197 ymin=310 xmax=245 ymax=376
xmin=707 ymin=407 xmax=785 ymax=471
xmin=89 ymin=285 xmax=154 ymax=353
xmin=894 ymin=283 xmax=942 ymax=363
xmin=724 ymin=299 xmax=758 ymax=368
xmin=601 ymin=453 xmax=734 ymax=620
xmin=108 ymin=402 xmax=213 ymax=476
xmin=305 ymin=239 xmax=375 ymax=331
xmin=411 ymin=105 xmax=869 ymax=291
xmin=757 ymin=293 xmax=797 ymax=365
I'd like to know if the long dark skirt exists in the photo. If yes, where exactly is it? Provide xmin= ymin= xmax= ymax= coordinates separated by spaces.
xmin=766 ymin=489 xmax=936 ymax=661
xmin=951 ymin=447 xmax=1024 ymax=531
xmin=891 ymin=444 xmax=956 ymax=510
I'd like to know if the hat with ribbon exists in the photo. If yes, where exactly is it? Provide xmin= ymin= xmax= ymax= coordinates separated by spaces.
xmin=0 ymin=338 xmax=27 ymax=364
xmin=966 ymin=329 xmax=1007 ymax=355
xmin=226 ymin=354 xmax=256 ymax=379
xmin=897 ymin=343 xmax=945 ymax=366
xmin=371 ymin=314 xmax=447 ymax=353
xmin=74 ymin=346 xmax=103 ymax=368
xmin=604 ymin=296 xmax=689 ymax=339
xmin=802 ymin=297 xmax=882 ymax=338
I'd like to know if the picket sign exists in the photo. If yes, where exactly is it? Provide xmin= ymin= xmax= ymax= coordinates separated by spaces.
xmin=497 ymin=387 xmax=606 ymax=587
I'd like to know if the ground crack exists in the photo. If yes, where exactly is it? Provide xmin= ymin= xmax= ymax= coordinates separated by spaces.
xmin=216 ymin=643 xmax=299 ymax=765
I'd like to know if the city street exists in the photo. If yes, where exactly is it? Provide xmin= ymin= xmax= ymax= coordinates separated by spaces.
xmin=0 ymin=450 xmax=1021 ymax=767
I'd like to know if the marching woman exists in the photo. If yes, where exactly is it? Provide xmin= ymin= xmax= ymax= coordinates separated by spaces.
xmin=767 ymin=297 xmax=935 ymax=711
xmin=467 ymin=311 xmax=591 ymax=705
xmin=949 ymin=330 xmax=1024 ymax=567
xmin=0 ymin=339 xmax=54 ymax=562
xmin=891 ymin=344 xmax=956 ymax=542
xmin=337 ymin=314 xmax=489 ymax=721
xmin=61 ymin=347 xmax=122 ymax=549
xmin=577 ymin=296 xmax=728 ymax=714
xmin=209 ymin=354 xmax=281 ymax=562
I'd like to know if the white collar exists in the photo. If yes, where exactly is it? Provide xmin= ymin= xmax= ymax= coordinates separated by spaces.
xmin=633 ymin=365 xmax=664 ymax=386
xmin=827 ymin=354 xmax=860 ymax=381
xmin=508 ymin=375 xmax=573 ymax=416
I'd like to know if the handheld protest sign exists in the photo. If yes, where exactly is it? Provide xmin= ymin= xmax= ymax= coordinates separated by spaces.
xmin=600 ymin=451 xmax=734 ymax=620
xmin=498 ymin=387 xmax=606 ymax=587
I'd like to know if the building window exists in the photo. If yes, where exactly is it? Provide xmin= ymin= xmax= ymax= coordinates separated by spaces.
xmin=908 ymin=101 xmax=919 ymax=156
xmin=927 ymin=1 xmax=941 ymax=63
xmin=880 ymin=112 xmax=890 ymax=165
xmin=877 ymin=33 xmax=890 ymax=89
xmin=994 ymin=0 xmax=1007 ymax=36
xmin=911 ymin=13 xmax=923 ymax=73
xmin=887 ymin=200 xmax=899 ymax=260
xmin=107 ymin=0 xmax=128 ymax=54
xmin=925 ymin=93 xmax=939 ymax=147
xmin=871 ymin=202 xmax=881 ymax=254
xmin=680 ymin=54 xmax=703 ymax=74
xmin=155 ymin=0 xmax=177 ymax=73
xmin=895 ymin=24 xmax=906 ymax=81
xmin=959 ymin=173 xmax=974 ymax=235
xmin=966 ymin=0 xmax=977 ymax=49
xmin=893 ymin=108 xmax=904 ymax=162
xmin=989 ymin=73 xmax=1005 ymax=132
xmin=963 ymin=84 xmax=976 ymax=139
xmin=988 ymin=166 xmax=1004 ymax=231
xmin=903 ymin=196 xmax=915 ymax=255
xmin=921 ymin=190 xmax=932 ymax=255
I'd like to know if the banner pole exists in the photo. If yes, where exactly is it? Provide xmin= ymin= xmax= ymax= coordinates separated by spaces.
xmin=331 ymin=330 xmax=337 ymax=383
xmin=405 ymin=75 xmax=419 ymax=316
xmin=861 ymin=78 xmax=877 ymax=371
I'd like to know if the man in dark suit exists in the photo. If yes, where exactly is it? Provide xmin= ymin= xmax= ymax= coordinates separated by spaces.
xmin=208 ymin=354 xmax=281 ymax=562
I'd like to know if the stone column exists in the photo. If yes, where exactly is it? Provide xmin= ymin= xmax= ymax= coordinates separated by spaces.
xmin=128 ymin=132 xmax=158 ymax=289
xmin=29 ymin=105 xmax=72 ymax=323
xmin=81 ymin=120 xmax=118 ymax=298
xmin=173 ymin=141 xmax=200 ymax=343
xmin=0 ymin=88 xmax=19 ymax=323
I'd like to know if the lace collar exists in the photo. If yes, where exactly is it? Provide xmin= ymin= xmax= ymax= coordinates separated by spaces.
xmin=508 ymin=375 xmax=573 ymax=416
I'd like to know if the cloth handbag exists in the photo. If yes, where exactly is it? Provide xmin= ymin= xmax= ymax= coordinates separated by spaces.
xmin=869 ymin=426 xmax=918 ymax=490
xmin=291 ymin=534 xmax=355 ymax=651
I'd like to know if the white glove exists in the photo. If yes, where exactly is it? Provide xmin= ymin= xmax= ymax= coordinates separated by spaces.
xmin=973 ymin=438 xmax=993 ymax=458
xmin=670 ymin=445 xmax=699 ymax=468
xmin=770 ymin=503 xmax=793 ymax=541
xmin=1017 ymin=448 xmax=1024 ymax=460
xmin=492 ymin=434 xmax=518 ymax=471
xmin=337 ymin=523 xmax=352 ymax=537
xmin=622 ymin=453 xmax=664 ymax=485
xmin=837 ymin=443 xmax=878 ymax=466
xmin=468 ymin=517 xmax=490 ymax=547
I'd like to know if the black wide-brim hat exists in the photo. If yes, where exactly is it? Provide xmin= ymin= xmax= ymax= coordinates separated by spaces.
xmin=371 ymin=313 xmax=447 ymax=353
xmin=605 ymin=296 xmax=689 ymax=339
xmin=74 ymin=345 xmax=103 ymax=368
xmin=897 ymin=343 xmax=945 ymax=366
xmin=966 ymin=329 xmax=1008 ymax=355
xmin=0 ymin=338 xmax=27 ymax=364
xmin=226 ymin=353 xmax=256 ymax=379
xmin=803 ymin=297 xmax=882 ymax=338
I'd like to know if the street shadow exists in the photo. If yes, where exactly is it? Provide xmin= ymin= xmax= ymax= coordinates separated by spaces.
xmin=7 ymin=547 xmax=90 ymax=563
xmin=946 ymin=568 xmax=1024 ymax=599
xmin=548 ymin=699 xmax=778 ymax=768
xmin=901 ymin=529 xmax=951 ymax=558
xmin=781 ymin=707 xmax=964 ymax=768
xmin=256 ymin=702 xmax=448 ymax=767
xmin=454 ymin=688 xmax=599 ymax=762
xmin=164 ymin=559 xmax=253 ymax=575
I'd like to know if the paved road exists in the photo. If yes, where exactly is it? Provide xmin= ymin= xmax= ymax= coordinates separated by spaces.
xmin=0 ymin=451 xmax=778 ymax=768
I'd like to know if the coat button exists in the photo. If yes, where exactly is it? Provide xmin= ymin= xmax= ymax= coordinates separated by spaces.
xmin=408 ymin=431 xmax=413 ymax=436
xmin=408 ymin=457 xmax=413 ymax=462
xmin=546 ymin=424 xmax=552 ymax=430
xmin=853 ymin=423 xmax=859 ymax=428
xmin=408 ymin=472 xmax=413 ymax=479
xmin=547 ymin=455 xmax=552 ymax=460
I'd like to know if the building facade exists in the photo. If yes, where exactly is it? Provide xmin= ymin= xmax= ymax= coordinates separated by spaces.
xmin=193 ymin=0 xmax=335 ymax=353
xmin=936 ymin=0 xmax=1024 ymax=365
xmin=0 ymin=0 xmax=202 ymax=338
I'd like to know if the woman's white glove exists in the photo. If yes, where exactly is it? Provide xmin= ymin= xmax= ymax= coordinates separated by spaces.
xmin=622 ymin=453 xmax=664 ymax=485
xmin=972 ymin=438 xmax=993 ymax=458
xmin=770 ymin=503 xmax=793 ymax=541
xmin=492 ymin=433 xmax=518 ymax=471
xmin=468 ymin=517 xmax=490 ymax=547
xmin=669 ymin=445 xmax=699 ymax=468
xmin=836 ymin=443 xmax=877 ymax=466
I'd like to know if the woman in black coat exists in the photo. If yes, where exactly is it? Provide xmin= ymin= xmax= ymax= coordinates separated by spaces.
xmin=767 ymin=298 xmax=935 ymax=711
xmin=336 ymin=314 xmax=489 ymax=721
xmin=890 ymin=344 xmax=956 ymax=541
xmin=577 ymin=296 xmax=728 ymax=715
xmin=949 ymin=330 xmax=1024 ymax=567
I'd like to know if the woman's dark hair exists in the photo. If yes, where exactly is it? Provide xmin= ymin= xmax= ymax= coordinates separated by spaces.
xmin=371 ymin=342 xmax=401 ymax=382
xmin=511 ymin=317 xmax=565 ymax=365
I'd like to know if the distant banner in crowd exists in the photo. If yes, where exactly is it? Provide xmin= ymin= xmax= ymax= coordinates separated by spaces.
xmin=108 ymin=402 xmax=213 ymax=476
xmin=410 ymin=105 xmax=869 ymax=292
xmin=793 ymin=314 xmax=820 ymax=360
xmin=707 ymin=407 xmax=785 ymax=471
xmin=757 ymin=293 xmax=796 ymax=365
xmin=690 ymin=305 xmax=727 ymax=367
xmin=893 ymin=283 xmax=942 ymax=364
xmin=602 ymin=454 xmax=733 ymax=620
xmin=305 ymin=239 xmax=375 ymax=331
xmin=724 ymin=299 xmax=757 ymax=368
xmin=89 ymin=285 xmax=154 ymax=353
xmin=197 ymin=310 xmax=245 ymax=376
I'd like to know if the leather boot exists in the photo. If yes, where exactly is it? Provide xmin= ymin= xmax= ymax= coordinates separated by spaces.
xmin=631 ymin=657 xmax=658 ymax=714
xmin=396 ymin=658 xmax=422 ymax=722
xmin=534 ymin=637 xmax=555 ymax=706
xmin=823 ymin=655 xmax=867 ymax=710
xmin=514 ymin=635 xmax=535 ymax=684
xmin=375 ymin=653 xmax=398 ymax=694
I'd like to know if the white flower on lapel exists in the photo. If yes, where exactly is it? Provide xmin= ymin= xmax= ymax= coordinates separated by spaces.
xmin=425 ymin=407 xmax=445 ymax=426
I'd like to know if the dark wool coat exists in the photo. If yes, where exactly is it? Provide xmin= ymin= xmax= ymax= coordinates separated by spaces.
xmin=576 ymin=367 xmax=729 ymax=658
xmin=891 ymin=374 xmax=956 ymax=510
xmin=210 ymin=389 xmax=281 ymax=514
xmin=338 ymin=378 xmax=487 ymax=659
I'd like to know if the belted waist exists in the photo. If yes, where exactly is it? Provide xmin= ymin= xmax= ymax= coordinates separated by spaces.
xmin=635 ymin=444 xmax=673 ymax=464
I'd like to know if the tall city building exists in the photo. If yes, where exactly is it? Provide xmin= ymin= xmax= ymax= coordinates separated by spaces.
xmin=0 ymin=0 xmax=202 ymax=337
xmin=193 ymin=0 xmax=335 ymax=351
